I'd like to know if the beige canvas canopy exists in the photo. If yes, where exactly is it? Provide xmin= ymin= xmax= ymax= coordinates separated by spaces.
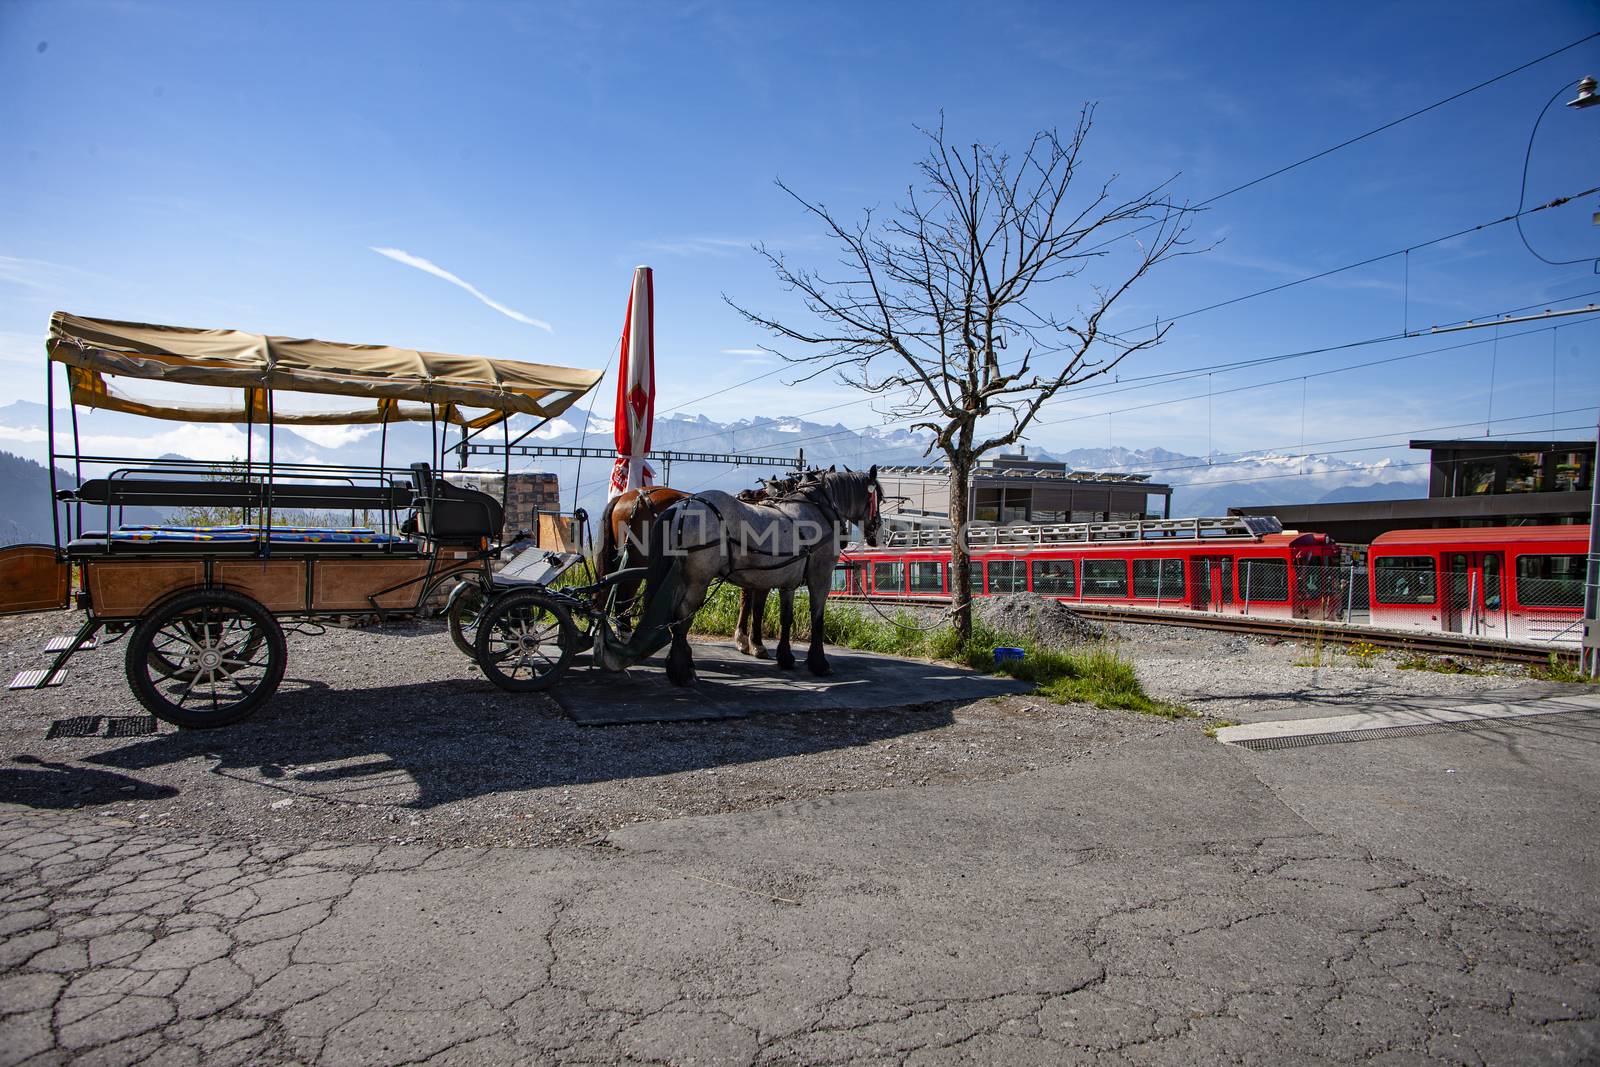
xmin=48 ymin=311 xmax=603 ymax=428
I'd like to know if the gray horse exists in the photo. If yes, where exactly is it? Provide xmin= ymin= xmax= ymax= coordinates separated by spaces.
xmin=651 ymin=467 xmax=882 ymax=687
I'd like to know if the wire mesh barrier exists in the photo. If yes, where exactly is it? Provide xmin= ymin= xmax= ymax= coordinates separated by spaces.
xmin=841 ymin=556 xmax=1586 ymax=649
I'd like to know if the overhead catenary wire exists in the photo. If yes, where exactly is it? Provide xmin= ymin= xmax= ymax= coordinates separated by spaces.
xmin=655 ymin=34 xmax=1600 ymax=419
xmin=710 ymin=311 xmax=1599 ymax=460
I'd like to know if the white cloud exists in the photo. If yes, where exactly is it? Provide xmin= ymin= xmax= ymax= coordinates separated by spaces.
xmin=639 ymin=237 xmax=751 ymax=258
xmin=288 ymin=425 xmax=379 ymax=450
xmin=720 ymin=348 xmax=766 ymax=356
xmin=370 ymin=247 xmax=553 ymax=332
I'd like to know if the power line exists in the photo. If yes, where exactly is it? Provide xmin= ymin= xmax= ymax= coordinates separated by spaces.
xmin=1145 ymin=181 xmax=1598 ymax=329
xmin=1036 ymin=314 xmax=1600 ymax=429
xmin=657 ymin=36 xmax=1600 ymax=421
xmin=714 ymin=311 xmax=1598 ymax=459
xmin=1163 ymin=424 xmax=1596 ymax=490
xmin=1094 ymin=405 xmax=1600 ymax=481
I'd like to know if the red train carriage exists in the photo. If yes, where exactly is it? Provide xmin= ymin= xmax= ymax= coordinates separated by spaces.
xmin=837 ymin=517 xmax=1343 ymax=620
xmin=1367 ymin=526 xmax=1588 ymax=646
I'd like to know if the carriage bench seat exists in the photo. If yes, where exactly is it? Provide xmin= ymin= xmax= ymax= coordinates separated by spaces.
xmin=61 ymin=478 xmax=415 ymax=512
xmin=65 ymin=526 xmax=417 ymax=557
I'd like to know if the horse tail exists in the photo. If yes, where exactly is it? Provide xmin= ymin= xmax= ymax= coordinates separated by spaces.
xmin=596 ymin=493 xmax=623 ymax=579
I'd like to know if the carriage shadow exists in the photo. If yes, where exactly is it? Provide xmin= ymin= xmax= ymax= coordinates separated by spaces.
xmin=79 ymin=649 xmax=996 ymax=812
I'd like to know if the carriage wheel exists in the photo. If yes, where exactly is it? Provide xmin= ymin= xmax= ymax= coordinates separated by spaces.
xmin=146 ymin=618 xmax=264 ymax=680
xmin=126 ymin=590 xmax=287 ymax=728
xmin=473 ymin=589 xmax=580 ymax=693
xmin=446 ymin=579 xmax=486 ymax=658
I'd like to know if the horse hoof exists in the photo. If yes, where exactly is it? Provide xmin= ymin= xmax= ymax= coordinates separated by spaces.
xmin=776 ymin=653 xmax=796 ymax=670
xmin=753 ymin=647 xmax=770 ymax=660
xmin=807 ymin=657 xmax=831 ymax=676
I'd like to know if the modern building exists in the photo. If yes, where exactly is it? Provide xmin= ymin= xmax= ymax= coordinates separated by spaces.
xmin=877 ymin=450 xmax=1172 ymax=531
xmin=1229 ymin=438 xmax=1594 ymax=545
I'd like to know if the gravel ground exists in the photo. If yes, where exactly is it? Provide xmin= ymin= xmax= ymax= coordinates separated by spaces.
xmin=0 ymin=609 xmax=1162 ymax=851
xmin=1109 ymin=621 xmax=1589 ymax=723
xmin=2 ymin=606 xmax=1588 ymax=852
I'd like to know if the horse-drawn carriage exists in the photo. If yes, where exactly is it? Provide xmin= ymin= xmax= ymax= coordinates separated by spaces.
xmin=0 ymin=312 xmax=882 ymax=728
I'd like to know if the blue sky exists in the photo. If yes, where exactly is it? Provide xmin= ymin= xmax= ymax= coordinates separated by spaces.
xmin=2 ymin=0 xmax=1598 ymax=489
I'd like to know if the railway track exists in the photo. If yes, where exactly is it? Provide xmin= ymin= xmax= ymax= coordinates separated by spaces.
xmin=830 ymin=594 xmax=1578 ymax=666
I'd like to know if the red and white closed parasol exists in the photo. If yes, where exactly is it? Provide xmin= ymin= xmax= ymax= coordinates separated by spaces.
xmin=608 ymin=266 xmax=657 ymax=499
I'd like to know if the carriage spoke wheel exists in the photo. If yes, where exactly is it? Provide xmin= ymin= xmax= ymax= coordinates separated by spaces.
xmin=447 ymin=580 xmax=487 ymax=658
xmin=127 ymin=590 xmax=286 ymax=728
xmin=473 ymin=589 xmax=579 ymax=693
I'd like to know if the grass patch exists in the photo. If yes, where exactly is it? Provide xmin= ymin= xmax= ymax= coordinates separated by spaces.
xmin=1529 ymin=652 xmax=1597 ymax=684
xmin=1396 ymin=653 xmax=1487 ymax=676
xmin=686 ymin=585 xmax=1194 ymax=719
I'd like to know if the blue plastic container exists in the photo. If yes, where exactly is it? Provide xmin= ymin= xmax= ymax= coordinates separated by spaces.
xmin=993 ymin=646 xmax=1025 ymax=666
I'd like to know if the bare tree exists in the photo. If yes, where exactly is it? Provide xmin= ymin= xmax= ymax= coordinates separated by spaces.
xmin=730 ymin=109 xmax=1198 ymax=640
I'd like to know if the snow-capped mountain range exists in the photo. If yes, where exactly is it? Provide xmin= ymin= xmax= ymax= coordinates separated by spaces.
xmin=0 ymin=400 xmax=1424 ymax=543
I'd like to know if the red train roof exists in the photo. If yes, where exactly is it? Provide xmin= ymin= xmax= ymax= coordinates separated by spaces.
xmin=1370 ymin=524 xmax=1589 ymax=548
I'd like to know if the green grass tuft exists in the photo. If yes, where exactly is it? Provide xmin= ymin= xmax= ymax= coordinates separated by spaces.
xmin=685 ymin=585 xmax=1193 ymax=719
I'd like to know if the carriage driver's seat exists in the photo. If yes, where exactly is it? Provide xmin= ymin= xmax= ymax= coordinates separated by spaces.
xmin=406 ymin=463 xmax=505 ymax=544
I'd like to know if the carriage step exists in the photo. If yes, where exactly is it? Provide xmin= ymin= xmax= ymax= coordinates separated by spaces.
xmin=105 ymin=715 xmax=158 ymax=738
xmin=43 ymin=635 xmax=97 ymax=653
xmin=46 ymin=715 xmax=102 ymax=738
xmin=9 ymin=669 xmax=66 ymax=690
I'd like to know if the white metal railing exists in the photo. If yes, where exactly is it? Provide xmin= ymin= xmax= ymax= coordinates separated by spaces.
xmin=880 ymin=515 xmax=1284 ymax=549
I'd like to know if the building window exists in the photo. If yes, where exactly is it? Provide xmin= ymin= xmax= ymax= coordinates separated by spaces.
xmin=1515 ymin=554 xmax=1585 ymax=607
xmin=908 ymin=561 xmax=943 ymax=593
xmin=1505 ymin=453 xmax=1540 ymax=493
xmin=1131 ymin=558 xmax=1184 ymax=599
xmin=1082 ymin=559 xmax=1128 ymax=597
xmin=1374 ymin=556 xmax=1437 ymax=604
xmin=871 ymin=561 xmax=904 ymax=594
xmin=1032 ymin=559 xmax=1076 ymax=595
xmin=1460 ymin=459 xmax=1497 ymax=495
xmin=1553 ymin=452 xmax=1589 ymax=493
xmin=975 ymin=487 xmax=1032 ymax=523
xmin=987 ymin=559 xmax=1026 ymax=593
xmin=1237 ymin=559 xmax=1288 ymax=602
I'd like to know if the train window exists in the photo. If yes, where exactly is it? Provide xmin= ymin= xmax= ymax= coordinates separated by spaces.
xmin=1237 ymin=559 xmax=1288 ymax=602
xmin=1514 ymin=554 xmax=1585 ymax=607
xmin=871 ymin=562 xmax=904 ymax=594
xmin=1082 ymin=559 xmax=1128 ymax=597
xmin=908 ymin=561 xmax=943 ymax=593
xmin=1131 ymin=558 xmax=1184 ymax=599
xmin=1032 ymin=559 xmax=1076 ymax=596
xmin=988 ymin=560 xmax=1026 ymax=593
xmin=831 ymin=566 xmax=853 ymax=593
xmin=967 ymin=561 xmax=984 ymax=593
xmin=1373 ymin=556 xmax=1436 ymax=604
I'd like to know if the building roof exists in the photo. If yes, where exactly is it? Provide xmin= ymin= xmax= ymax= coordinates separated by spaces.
xmin=1409 ymin=438 xmax=1595 ymax=452
xmin=1370 ymin=524 xmax=1589 ymax=548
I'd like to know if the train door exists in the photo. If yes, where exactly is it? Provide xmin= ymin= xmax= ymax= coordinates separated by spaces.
xmin=1441 ymin=552 xmax=1507 ymax=637
xmin=1189 ymin=555 xmax=1234 ymax=612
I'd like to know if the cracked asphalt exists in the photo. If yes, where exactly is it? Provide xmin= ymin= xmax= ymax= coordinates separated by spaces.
xmin=1 ymin=610 xmax=1597 ymax=1064
xmin=2 ymin=718 xmax=1598 ymax=1065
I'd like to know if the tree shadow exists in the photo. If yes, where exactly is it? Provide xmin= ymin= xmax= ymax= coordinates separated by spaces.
xmin=0 ymin=754 xmax=179 ymax=809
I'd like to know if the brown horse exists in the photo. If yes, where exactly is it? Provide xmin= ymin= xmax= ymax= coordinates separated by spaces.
xmin=597 ymin=486 xmax=771 ymax=658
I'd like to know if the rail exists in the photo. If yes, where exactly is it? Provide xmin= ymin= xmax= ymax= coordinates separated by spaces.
xmin=828 ymin=594 xmax=1580 ymax=666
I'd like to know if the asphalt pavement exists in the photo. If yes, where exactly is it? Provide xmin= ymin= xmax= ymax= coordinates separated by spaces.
xmin=1 ymin=700 xmax=1596 ymax=1065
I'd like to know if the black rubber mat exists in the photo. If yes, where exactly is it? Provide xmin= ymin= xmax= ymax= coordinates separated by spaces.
xmin=104 ymin=715 xmax=158 ymax=737
xmin=46 ymin=715 xmax=104 ymax=739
